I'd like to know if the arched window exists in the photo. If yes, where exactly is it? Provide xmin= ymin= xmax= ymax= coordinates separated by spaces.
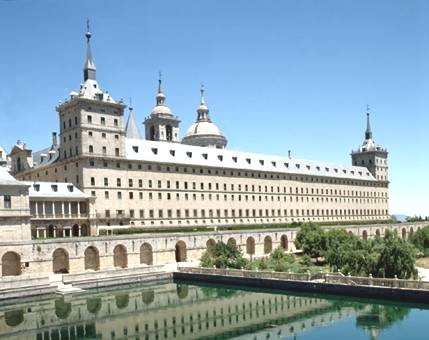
xmin=206 ymin=239 xmax=216 ymax=250
xmin=227 ymin=238 xmax=237 ymax=247
xmin=113 ymin=245 xmax=128 ymax=268
xmin=246 ymin=237 xmax=255 ymax=255
xmin=362 ymin=230 xmax=368 ymax=241
xmin=17 ymin=157 xmax=21 ymax=172
xmin=140 ymin=243 xmax=153 ymax=265
xmin=84 ymin=246 xmax=100 ymax=271
xmin=52 ymin=248 xmax=69 ymax=274
xmin=280 ymin=235 xmax=288 ymax=250
xmin=264 ymin=236 xmax=272 ymax=254
xmin=2 ymin=252 xmax=21 ymax=276
xmin=175 ymin=241 xmax=187 ymax=262
xmin=150 ymin=126 xmax=156 ymax=141
xmin=166 ymin=125 xmax=173 ymax=141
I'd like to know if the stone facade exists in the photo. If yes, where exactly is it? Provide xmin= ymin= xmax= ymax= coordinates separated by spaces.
xmin=0 ymin=223 xmax=425 ymax=277
xmin=7 ymin=26 xmax=390 ymax=230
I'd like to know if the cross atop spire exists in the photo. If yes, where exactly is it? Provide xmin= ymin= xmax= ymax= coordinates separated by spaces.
xmin=156 ymin=72 xmax=166 ymax=106
xmin=84 ymin=19 xmax=96 ymax=81
xmin=200 ymin=82 xmax=206 ymax=105
xmin=197 ymin=82 xmax=210 ymax=121
xmin=365 ymin=104 xmax=373 ymax=140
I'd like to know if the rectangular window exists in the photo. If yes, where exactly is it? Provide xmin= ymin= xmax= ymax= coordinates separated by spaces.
xmin=138 ymin=179 xmax=143 ymax=188
xmin=3 ymin=195 xmax=11 ymax=208
xmin=117 ymin=192 xmax=122 ymax=199
xmin=114 ymin=119 xmax=118 ymax=127
xmin=102 ymin=146 xmax=107 ymax=154
xmin=87 ymin=115 xmax=92 ymax=123
xmin=139 ymin=209 xmax=144 ymax=218
xmin=130 ymin=209 xmax=135 ymax=218
xmin=90 ymin=177 xmax=95 ymax=186
xmin=129 ymin=179 xmax=133 ymax=187
xmin=117 ymin=178 xmax=121 ymax=187
xmin=115 ymin=148 xmax=119 ymax=156
xmin=89 ymin=145 xmax=94 ymax=153
xmin=101 ymin=117 xmax=106 ymax=125
xmin=104 ymin=191 xmax=109 ymax=199
xmin=104 ymin=177 xmax=108 ymax=186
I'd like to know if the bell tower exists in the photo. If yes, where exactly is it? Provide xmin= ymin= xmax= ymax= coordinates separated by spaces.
xmin=143 ymin=77 xmax=180 ymax=142
xmin=351 ymin=107 xmax=388 ymax=182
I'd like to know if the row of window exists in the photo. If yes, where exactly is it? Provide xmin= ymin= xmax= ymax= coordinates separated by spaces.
xmin=96 ymin=190 xmax=388 ymax=205
xmin=61 ymin=115 xmax=120 ymax=132
xmin=89 ymin=177 xmax=387 ymax=198
xmin=105 ymin=207 xmax=388 ymax=219
xmin=85 ymin=160 xmax=387 ymax=188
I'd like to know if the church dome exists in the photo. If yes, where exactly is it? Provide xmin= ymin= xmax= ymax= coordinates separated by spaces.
xmin=182 ymin=85 xmax=227 ymax=149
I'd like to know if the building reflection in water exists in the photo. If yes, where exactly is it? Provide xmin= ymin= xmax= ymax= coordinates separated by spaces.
xmin=0 ymin=282 xmax=413 ymax=340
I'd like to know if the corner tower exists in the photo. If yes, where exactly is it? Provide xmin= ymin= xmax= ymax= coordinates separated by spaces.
xmin=351 ymin=107 xmax=388 ymax=182
xmin=143 ymin=77 xmax=180 ymax=142
xmin=56 ymin=22 xmax=126 ymax=161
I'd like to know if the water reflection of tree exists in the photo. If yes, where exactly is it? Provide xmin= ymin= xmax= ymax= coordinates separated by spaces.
xmin=200 ymin=286 xmax=237 ymax=299
xmin=356 ymin=305 xmax=410 ymax=340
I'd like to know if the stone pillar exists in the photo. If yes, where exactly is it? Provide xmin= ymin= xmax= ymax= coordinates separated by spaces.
xmin=53 ymin=227 xmax=57 ymax=238
xmin=42 ymin=201 xmax=46 ymax=217
xmin=68 ymin=202 xmax=72 ymax=217
xmin=61 ymin=202 xmax=64 ymax=217
xmin=78 ymin=226 xmax=82 ymax=237
xmin=36 ymin=229 xmax=40 ymax=239
xmin=77 ymin=201 xmax=81 ymax=218
xmin=52 ymin=201 xmax=55 ymax=218
xmin=35 ymin=201 xmax=39 ymax=217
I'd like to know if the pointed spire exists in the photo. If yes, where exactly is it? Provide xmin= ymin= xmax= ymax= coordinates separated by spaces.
xmin=156 ymin=71 xmax=166 ymax=106
xmin=365 ymin=104 xmax=373 ymax=140
xmin=125 ymin=99 xmax=142 ymax=139
xmin=84 ymin=19 xmax=96 ymax=81
xmin=197 ymin=82 xmax=210 ymax=121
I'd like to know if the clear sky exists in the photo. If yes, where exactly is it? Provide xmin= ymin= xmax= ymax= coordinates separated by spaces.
xmin=0 ymin=0 xmax=428 ymax=216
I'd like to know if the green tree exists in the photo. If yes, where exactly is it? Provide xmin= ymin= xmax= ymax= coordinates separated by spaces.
xmin=200 ymin=241 xmax=247 ymax=269
xmin=410 ymin=225 xmax=429 ymax=252
xmin=294 ymin=223 xmax=325 ymax=258
xmin=375 ymin=233 xmax=418 ymax=279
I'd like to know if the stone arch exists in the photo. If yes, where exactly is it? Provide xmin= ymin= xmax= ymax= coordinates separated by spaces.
xmin=52 ymin=248 xmax=69 ymax=274
xmin=409 ymin=227 xmax=414 ymax=239
xmin=4 ymin=310 xmax=24 ymax=327
xmin=113 ymin=244 xmax=128 ymax=268
xmin=246 ymin=237 xmax=255 ymax=255
xmin=227 ymin=238 xmax=237 ymax=247
xmin=206 ymin=238 xmax=216 ymax=250
xmin=149 ymin=125 xmax=156 ymax=140
xmin=280 ymin=235 xmax=288 ymax=250
xmin=2 ymin=252 xmax=21 ymax=276
xmin=362 ymin=230 xmax=368 ymax=241
xmin=81 ymin=224 xmax=89 ymax=237
xmin=142 ymin=290 xmax=155 ymax=305
xmin=375 ymin=229 xmax=381 ymax=237
xmin=264 ymin=236 xmax=272 ymax=254
xmin=175 ymin=241 xmax=187 ymax=262
xmin=86 ymin=298 xmax=102 ymax=314
xmin=140 ymin=243 xmax=153 ymax=265
xmin=47 ymin=224 xmax=55 ymax=238
xmin=84 ymin=246 xmax=100 ymax=271
xmin=402 ymin=228 xmax=407 ymax=240
xmin=384 ymin=229 xmax=391 ymax=237
xmin=115 ymin=294 xmax=129 ymax=309
xmin=72 ymin=224 xmax=79 ymax=237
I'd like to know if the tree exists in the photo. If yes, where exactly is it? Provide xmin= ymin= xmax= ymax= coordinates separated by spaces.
xmin=200 ymin=241 xmax=247 ymax=269
xmin=294 ymin=223 xmax=325 ymax=258
xmin=375 ymin=233 xmax=418 ymax=279
xmin=410 ymin=225 xmax=429 ymax=252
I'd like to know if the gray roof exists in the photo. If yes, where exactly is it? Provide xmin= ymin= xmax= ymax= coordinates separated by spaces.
xmin=0 ymin=167 xmax=29 ymax=186
xmin=32 ymin=144 xmax=60 ymax=169
xmin=25 ymin=181 xmax=89 ymax=199
xmin=125 ymin=138 xmax=376 ymax=181
xmin=125 ymin=110 xmax=142 ymax=139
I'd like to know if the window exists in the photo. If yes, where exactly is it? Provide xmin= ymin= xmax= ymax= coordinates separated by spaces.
xmin=104 ymin=191 xmax=109 ymax=199
xmin=114 ymin=119 xmax=118 ymax=127
xmin=104 ymin=177 xmax=108 ymax=186
xmin=115 ymin=148 xmax=119 ymax=156
xmin=129 ymin=179 xmax=133 ymax=187
xmin=117 ymin=192 xmax=122 ymax=199
xmin=138 ymin=179 xmax=143 ymax=188
xmin=89 ymin=145 xmax=94 ymax=153
xmin=102 ymin=132 xmax=106 ymax=138
xmin=117 ymin=178 xmax=121 ymax=187
xmin=90 ymin=177 xmax=95 ymax=186
xmin=102 ymin=146 xmax=107 ymax=154
xmin=101 ymin=117 xmax=106 ymax=125
xmin=3 ymin=195 xmax=11 ymax=208
xmin=87 ymin=115 xmax=92 ymax=123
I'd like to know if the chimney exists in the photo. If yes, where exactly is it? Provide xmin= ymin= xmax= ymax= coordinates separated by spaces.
xmin=288 ymin=150 xmax=291 ymax=159
xmin=52 ymin=132 xmax=57 ymax=146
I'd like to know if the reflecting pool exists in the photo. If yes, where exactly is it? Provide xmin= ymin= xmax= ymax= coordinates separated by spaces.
xmin=0 ymin=280 xmax=427 ymax=339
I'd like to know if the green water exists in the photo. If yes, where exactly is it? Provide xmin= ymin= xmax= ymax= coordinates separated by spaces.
xmin=0 ymin=280 xmax=427 ymax=340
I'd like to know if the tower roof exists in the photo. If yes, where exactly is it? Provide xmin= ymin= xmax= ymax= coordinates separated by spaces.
xmin=365 ymin=105 xmax=373 ymax=140
xmin=150 ymin=76 xmax=173 ymax=116
xmin=354 ymin=106 xmax=386 ymax=153
xmin=125 ymin=106 xmax=142 ymax=139
xmin=84 ymin=19 xmax=96 ymax=81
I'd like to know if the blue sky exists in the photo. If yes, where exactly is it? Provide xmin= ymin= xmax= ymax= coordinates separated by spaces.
xmin=0 ymin=0 xmax=428 ymax=216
